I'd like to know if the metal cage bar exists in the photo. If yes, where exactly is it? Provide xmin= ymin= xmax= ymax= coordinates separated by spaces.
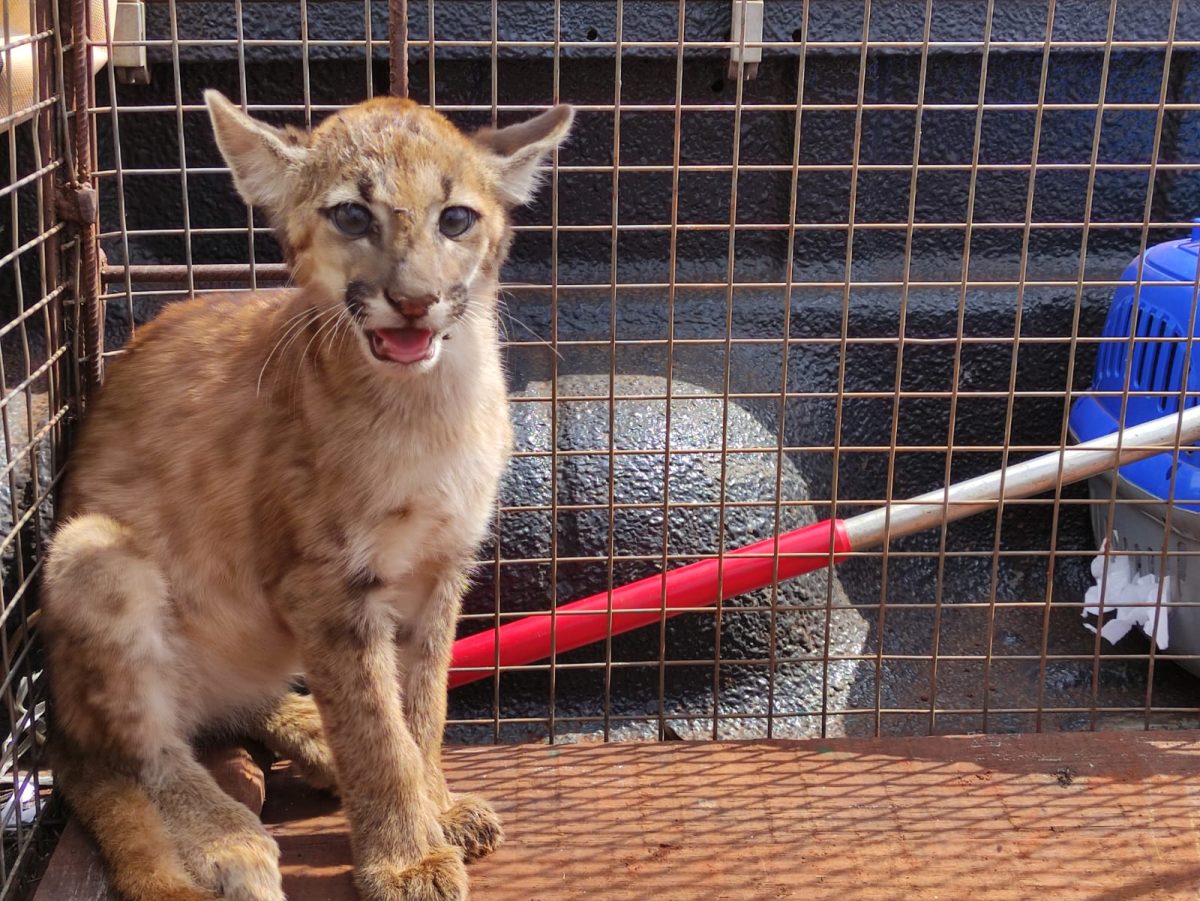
xmin=0 ymin=0 xmax=81 ymax=891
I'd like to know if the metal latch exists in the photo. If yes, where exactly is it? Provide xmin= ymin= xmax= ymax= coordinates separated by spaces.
xmin=728 ymin=0 xmax=764 ymax=81
xmin=113 ymin=0 xmax=150 ymax=85
xmin=56 ymin=185 xmax=98 ymax=225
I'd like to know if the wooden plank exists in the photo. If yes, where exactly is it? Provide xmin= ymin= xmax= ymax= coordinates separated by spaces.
xmin=32 ymin=819 xmax=116 ymax=901
xmin=35 ymin=731 xmax=1200 ymax=900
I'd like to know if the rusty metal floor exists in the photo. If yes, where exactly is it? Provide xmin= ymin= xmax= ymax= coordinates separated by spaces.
xmin=34 ymin=731 xmax=1200 ymax=900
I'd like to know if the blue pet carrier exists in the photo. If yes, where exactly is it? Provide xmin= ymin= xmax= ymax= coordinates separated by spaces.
xmin=1068 ymin=221 xmax=1200 ymax=510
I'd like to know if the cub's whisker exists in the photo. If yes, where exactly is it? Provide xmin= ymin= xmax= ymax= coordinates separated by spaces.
xmin=496 ymin=294 xmax=560 ymax=361
xmin=257 ymin=306 xmax=323 ymax=396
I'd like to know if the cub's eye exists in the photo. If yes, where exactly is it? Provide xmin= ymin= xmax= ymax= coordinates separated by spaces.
xmin=329 ymin=202 xmax=374 ymax=238
xmin=438 ymin=206 xmax=477 ymax=238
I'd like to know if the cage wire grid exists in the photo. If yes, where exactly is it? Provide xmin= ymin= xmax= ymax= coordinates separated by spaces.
xmin=0 ymin=0 xmax=80 ymax=884
xmin=3 ymin=0 xmax=1200 ymax=886
xmin=80 ymin=1 xmax=1200 ymax=742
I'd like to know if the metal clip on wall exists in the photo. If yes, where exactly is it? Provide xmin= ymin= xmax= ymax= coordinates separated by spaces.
xmin=113 ymin=0 xmax=149 ymax=84
xmin=728 ymin=0 xmax=763 ymax=81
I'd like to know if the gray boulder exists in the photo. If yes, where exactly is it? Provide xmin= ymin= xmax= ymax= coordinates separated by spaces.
xmin=450 ymin=374 xmax=867 ymax=741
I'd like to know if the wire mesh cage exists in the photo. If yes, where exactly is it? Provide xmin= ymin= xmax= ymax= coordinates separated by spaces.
xmin=0 ymin=0 xmax=81 ymax=888
xmin=5 ymin=0 xmax=1200 ymax=892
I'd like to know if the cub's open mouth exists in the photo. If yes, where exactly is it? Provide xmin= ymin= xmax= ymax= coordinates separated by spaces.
xmin=368 ymin=327 xmax=435 ymax=364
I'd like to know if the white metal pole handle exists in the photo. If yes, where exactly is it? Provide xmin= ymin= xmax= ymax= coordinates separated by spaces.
xmin=844 ymin=405 xmax=1200 ymax=551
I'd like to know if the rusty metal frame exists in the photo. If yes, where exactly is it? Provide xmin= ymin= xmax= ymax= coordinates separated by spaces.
xmin=68 ymin=0 xmax=101 ymax=388
xmin=0 ymin=0 xmax=80 ymax=889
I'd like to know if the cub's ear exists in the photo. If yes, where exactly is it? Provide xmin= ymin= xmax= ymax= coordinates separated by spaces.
xmin=205 ymin=90 xmax=309 ymax=213
xmin=473 ymin=105 xmax=574 ymax=206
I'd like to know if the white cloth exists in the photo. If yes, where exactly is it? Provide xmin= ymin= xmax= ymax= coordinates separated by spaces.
xmin=1082 ymin=537 xmax=1172 ymax=650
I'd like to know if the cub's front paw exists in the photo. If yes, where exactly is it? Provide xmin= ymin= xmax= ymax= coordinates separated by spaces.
xmin=189 ymin=826 xmax=283 ymax=901
xmin=356 ymin=846 xmax=469 ymax=901
xmin=439 ymin=795 xmax=503 ymax=863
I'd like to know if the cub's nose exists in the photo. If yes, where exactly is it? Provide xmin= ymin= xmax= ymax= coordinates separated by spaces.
xmin=384 ymin=291 xmax=439 ymax=320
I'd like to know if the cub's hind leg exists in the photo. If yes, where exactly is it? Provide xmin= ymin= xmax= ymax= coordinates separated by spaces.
xmin=43 ymin=514 xmax=283 ymax=901
xmin=52 ymin=743 xmax=215 ymax=901
xmin=246 ymin=691 xmax=340 ymax=794
xmin=148 ymin=748 xmax=284 ymax=901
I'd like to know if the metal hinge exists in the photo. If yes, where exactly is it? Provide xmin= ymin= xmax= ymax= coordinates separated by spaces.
xmin=113 ymin=0 xmax=150 ymax=85
xmin=728 ymin=0 xmax=764 ymax=81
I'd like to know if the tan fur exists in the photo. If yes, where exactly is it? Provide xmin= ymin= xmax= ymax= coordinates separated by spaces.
xmin=41 ymin=93 xmax=572 ymax=901
xmin=54 ymin=747 xmax=218 ymax=901
xmin=438 ymin=795 xmax=504 ymax=863
xmin=246 ymin=693 xmax=340 ymax=794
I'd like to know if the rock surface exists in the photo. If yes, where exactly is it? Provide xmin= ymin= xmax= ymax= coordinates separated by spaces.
xmin=450 ymin=374 xmax=868 ymax=742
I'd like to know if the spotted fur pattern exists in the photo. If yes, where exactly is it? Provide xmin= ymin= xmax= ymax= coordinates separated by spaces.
xmin=41 ymin=93 xmax=572 ymax=901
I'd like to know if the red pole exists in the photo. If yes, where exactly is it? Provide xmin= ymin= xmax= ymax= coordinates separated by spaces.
xmin=448 ymin=404 xmax=1200 ymax=688
xmin=449 ymin=518 xmax=851 ymax=688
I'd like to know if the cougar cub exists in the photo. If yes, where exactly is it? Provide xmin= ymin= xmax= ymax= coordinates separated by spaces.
xmin=41 ymin=92 xmax=572 ymax=901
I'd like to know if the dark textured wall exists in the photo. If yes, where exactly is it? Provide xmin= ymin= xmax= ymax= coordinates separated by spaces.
xmin=91 ymin=2 xmax=1200 ymax=492
xmin=80 ymin=0 xmax=1200 ymax=734
xmin=97 ymin=35 xmax=1200 ymax=284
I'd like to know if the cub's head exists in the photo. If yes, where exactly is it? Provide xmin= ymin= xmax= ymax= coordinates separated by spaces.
xmin=204 ymin=91 xmax=572 ymax=373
